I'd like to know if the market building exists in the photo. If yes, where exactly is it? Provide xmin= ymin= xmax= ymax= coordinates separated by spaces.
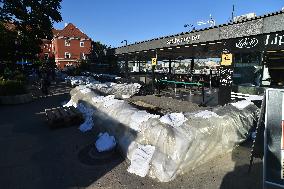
xmin=114 ymin=10 xmax=284 ymax=91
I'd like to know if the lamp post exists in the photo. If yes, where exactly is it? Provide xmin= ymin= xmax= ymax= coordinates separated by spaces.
xmin=121 ymin=40 xmax=129 ymax=79
xmin=121 ymin=40 xmax=128 ymax=46
xmin=184 ymin=24 xmax=195 ymax=32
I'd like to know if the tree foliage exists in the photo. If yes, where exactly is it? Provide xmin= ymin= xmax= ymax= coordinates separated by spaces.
xmin=89 ymin=41 xmax=118 ymax=74
xmin=89 ymin=41 xmax=108 ymax=64
xmin=0 ymin=0 xmax=62 ymax=62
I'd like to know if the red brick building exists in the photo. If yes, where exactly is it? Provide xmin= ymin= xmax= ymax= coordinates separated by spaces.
xmin=40 ymin=23 xmax=92 ymax=69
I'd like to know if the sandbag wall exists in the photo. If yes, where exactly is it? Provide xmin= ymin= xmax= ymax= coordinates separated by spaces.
xmin=70 ymin=86 xmax=259 ymax=182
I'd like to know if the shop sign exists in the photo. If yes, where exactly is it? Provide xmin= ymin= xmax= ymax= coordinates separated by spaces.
xmin=151 ymin=58 xmax=157 ymax=66
xmin=236 ymin=37 xmax=259 ymax=49
xmin=264 ymin=89 xmax=284 ymax=188
xmin=221 ymin=53 xmax=233 ymax=66
xmin=230 ymin=32 xmax=284 ymax=52
xmin=265 ymin=33 xmax=284 ymax=47
xmin=166 ymin=34 xmax=200 ymax=45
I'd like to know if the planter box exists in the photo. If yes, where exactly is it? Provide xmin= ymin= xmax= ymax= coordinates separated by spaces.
xmin=0 ymin=93 xmax=33 ymax=105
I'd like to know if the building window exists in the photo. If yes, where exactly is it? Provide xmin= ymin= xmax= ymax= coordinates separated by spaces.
xmin=65 ymin=52 xmax=71 ymax=59
xmin=80 ymin=41 xmax=84 ymax=47
xmin=65 ymin=39 xmax=70 ymax=46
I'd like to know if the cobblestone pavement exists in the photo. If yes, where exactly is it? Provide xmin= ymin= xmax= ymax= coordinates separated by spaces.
xmin=0 ymin=83 xmax=262 ymax=189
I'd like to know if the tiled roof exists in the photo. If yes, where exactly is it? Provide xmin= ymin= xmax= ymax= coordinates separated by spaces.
xmin=55 ymin=23 xmax=89 ymax=39
xmin=52 ymin=29 xmax=61 ymax=36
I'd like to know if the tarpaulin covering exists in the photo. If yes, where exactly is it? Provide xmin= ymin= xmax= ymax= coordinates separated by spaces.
xmin=68 ymin=86 xmax=259 ymax=182
xmin=66 ymin=76 xmax=141 ymax=98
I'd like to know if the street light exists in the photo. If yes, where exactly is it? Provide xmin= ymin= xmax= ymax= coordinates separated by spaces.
xmin=121 ymin=40 xmax=128 ymax=46
xmin=121 ymin=40 xmax=128 ymax=78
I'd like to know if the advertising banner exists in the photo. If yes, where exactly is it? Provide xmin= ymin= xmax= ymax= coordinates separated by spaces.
xmin=264 ymin=89 xmax=284 ymax=189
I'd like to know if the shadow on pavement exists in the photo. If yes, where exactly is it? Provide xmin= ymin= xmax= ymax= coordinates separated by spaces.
xmin=220 ymin=141 xmax=263 ymax=189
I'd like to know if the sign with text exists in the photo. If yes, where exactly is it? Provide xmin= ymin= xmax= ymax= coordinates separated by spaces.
xmin=227 ymin=31 xmax=284 ymax=53
xmin=221 ymin=53 xmax=233 ymax=66
xmin=218 ymin=66 xmax=234 ymax=105
xmin=264 ymin=89 xmax=284 ymax=189
xmin=151 ymin=58 xmax=157 ymax=66
xmin=166 ymin=34 xmax=200 ymax=45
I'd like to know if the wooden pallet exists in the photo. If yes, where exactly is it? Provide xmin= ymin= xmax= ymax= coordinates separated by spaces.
xmin=45 ymin=106 xmax=83 ymax=128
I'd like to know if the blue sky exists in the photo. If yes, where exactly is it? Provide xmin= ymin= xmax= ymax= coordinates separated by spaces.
xmin=54 ymin=0 xmax=284 ymax=48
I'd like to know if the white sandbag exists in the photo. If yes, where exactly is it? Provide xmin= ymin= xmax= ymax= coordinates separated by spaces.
xmin=79 ymin=117 xmax=94 ymax=132
xmin=103 ymin=98 xmax=123 ymax=108
xmin=92 ymin=96 xmax=105 ymax=103
xmin=193 ymin=110 xmax=220 ymax=119
xmin=129 ymin=111 xmax=160 ymax=132
xmin=80 ymin=88 xmax=92 ymax=94
xmin=95 ymin=132 xmax=117 ymax=152
xmin=77 ymin=103 xmax=95 ymax=132
xmin=127 ymin=144 xmax=156 ymax=177
xmin=159 ymin=113 xmax=188 ymax=127
xmin=63 ymin=99 xmax=77 ymax=108
xmin=68 ymin=86 xmax=259 ymax=182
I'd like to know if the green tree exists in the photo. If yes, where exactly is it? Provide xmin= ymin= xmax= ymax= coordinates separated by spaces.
xmin=0 ymin=0 xmax=62 ymax=62
xmin=89 ymin=41 xmax=108 ymax=64
xmin=88 ymin=41 xmax=118 ymax=74
xmin=0 ymin=22 xmax=17 ymax=62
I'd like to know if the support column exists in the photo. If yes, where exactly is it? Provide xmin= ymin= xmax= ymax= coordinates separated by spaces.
xmin=125 ymin=56 xmax=129 ymax=79
xmin=169 ymin=59 xmax=172 ymax=77
xmin=190 ymin=57 xmax=195 ymax=75
xmin=218 ymin=53 xmax=234 ymax=105
xmin=152 ymin=51 xmax=157 ymax=94
xmin=138 ymin=60 xmax=141 ymax=73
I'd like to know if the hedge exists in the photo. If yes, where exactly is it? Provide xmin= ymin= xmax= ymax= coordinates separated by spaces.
xmin=0 ymin=79 xmax=27 ymax=96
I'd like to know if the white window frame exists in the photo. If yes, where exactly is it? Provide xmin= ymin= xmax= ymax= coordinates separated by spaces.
xmin=65 ymin=39 xmax=71 ymax=46
xmin=65 ymin=52 xmax=71 ymax=59
xmin=80 ymin=41 xmax=84 ymax=47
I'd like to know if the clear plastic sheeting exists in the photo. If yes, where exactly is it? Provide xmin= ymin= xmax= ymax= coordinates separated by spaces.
xmin=130 ymin=111 xmax=160 ymax=132
xmin=193 ymin=110 xmax=220 ymax=119
xmin=79 ymin=88 xmax=92 ymax=94
xmin=159 ymin=113 xmax=188 ymax=127
xmin=127 ymin=144 xmax=156 ymax=177
xmin=65 ymin=76 xmax=99 ymax=86
xmin=66 ymin=75 xmax=141 ymax=98
xmin=68 ymin=86 xmax=259 ymax=182
xmin=86 ymin=82 xmax=141 ymax=98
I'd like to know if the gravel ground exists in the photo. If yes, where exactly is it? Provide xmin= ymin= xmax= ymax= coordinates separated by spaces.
xmin=128 ymin=95 xmax=207 ymax=114
xmin=86 ymin=142 xmax=262 ymax=189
